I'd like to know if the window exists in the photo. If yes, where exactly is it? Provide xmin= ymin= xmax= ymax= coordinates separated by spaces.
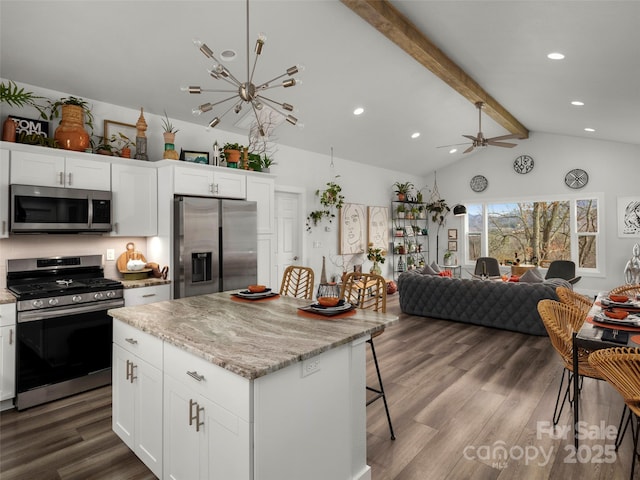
xmin=465 ymin=197 xmax=600 ymax=272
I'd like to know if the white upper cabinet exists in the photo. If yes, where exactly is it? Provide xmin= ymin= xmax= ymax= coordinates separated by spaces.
xmin=174 ymin=165 xmax=246 ymax=199
xmin=246 ymin=175 xmax=275 ymax=235
xmin=10 ymin=150 xmax=110 ymax=190
xmin=111 ymin=163 xmax=158 ymax=236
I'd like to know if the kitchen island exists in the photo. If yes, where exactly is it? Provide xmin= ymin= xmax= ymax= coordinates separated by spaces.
xmin=108 ymin=292 xmax=397 ymax=480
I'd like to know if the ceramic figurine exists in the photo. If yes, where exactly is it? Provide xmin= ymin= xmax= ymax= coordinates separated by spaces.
xmin=135 ymin=107 xmax=148 ymax=161
xmin=624 ymin=243 xmax=640 ymax=284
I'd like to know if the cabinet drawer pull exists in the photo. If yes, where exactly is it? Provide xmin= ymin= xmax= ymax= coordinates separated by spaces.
xmin=186 ymin=370 xmax=205 ymax=382
xmin=142 ymin=294 xmax=156 ymax=298
xmin=2 ymin=220 xmax=5 ymax=235
xmin=126 ymin=359 xmax=132 ymax=381
xmin=9 ymin=328 xmax=13 ymax=345
xmin=59 ymin=172 xmax=64 ymax=185
xmin=68 ymin=172 xmax=73 ymax=185
xmin=125 ymin=337 xmax=138 ymax=345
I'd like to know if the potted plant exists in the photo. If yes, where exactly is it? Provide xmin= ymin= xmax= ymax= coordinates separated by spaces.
xmin=261 ymin=155 xmax=276 ymax=173
xmin=247 ymin=152 xmax=262 ymax=171
xmin=306 ymin=178 xmax=345 ymax=231
xmin=223 ymin=142 xmax=243 ymax=166
xmin=1 ymin=80 xmax=47 ymax=142
xmin=46 ymin=96 xmax=94 ymax=151
xmin=444 ymin=250 xmax=455 ymax=266
xmin=366 ymin=243 xmax=385 ymax=275
xmin=396 ymin=204 xmax=406 ymax=219
xmin=425 ymin=198 xmax=450 ymax=226
xmin=108 ymin=132 xmax=135 ymax=158
xmin=393 ymin=181 xmax=414 ymax=201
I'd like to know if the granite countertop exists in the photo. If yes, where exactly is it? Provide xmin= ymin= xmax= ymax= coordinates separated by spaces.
xmin=108 ymin=292 xmax=398 ymax=380
xmin=0 ymin=290 xmax=16 ymax=305
xmin=120 ymin=278 xmax=171 ymax=289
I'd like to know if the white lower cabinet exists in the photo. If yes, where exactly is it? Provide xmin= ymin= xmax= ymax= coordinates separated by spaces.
xmin=163 ymin=342 xmax=251 ymax=480
xmin=112 ymin=321 xmax=163 ymax=478
xmin=123 ymin=284 xmax=171 ymax=307
xmin=0 ymin=304 xmax=16 ymax=408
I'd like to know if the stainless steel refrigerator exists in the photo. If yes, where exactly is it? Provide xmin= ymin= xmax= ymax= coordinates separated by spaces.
xmin=173 ymin=196 xmax=257 ymax=298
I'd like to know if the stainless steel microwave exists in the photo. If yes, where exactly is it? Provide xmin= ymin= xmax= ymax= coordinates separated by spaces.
xmin=10 ymin=184 xmax=112 ymax=233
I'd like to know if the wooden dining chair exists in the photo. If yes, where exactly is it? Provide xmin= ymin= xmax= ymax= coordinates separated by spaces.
xmin=537 ymin=299 xmax=605 ymax=426
xmin=341 ymin=272 xmax=395 ymax=440
xmin=556 ymin=286 xmax=592 ymax=318
xmin=279 ymin=265 xmax=314 ymax=300
xmin=588 ymin=347 xmax=640 ymax=480
xmin=610 ymin=284 xmax=640 ymax=298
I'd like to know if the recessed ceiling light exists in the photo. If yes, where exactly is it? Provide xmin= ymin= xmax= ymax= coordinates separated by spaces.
xmin=584 ymin=127 xmax=595 ymax=132
xmin=547 ymin=52 xmax=565 ymax=60
xmin=353 ymin=107 xmax=364 ymax=115
xmin=571 ymin=100 xmax=584 ymax=106
xmin=449 ymin=148 xmax=457 ymax=154
xmin=220 ymin=49 xmax=237 ymax=61
xmin=411 ymin=132 xmax=420 ymax=139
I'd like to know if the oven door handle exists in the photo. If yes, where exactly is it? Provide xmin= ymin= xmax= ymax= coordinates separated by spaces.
xmin=17 ymin=299 xmax=125 ymax=323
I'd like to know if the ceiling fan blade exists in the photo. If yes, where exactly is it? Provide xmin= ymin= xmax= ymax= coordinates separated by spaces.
xmin=463 ymin=144 xmax=475 ymax=154
xmin=487 ymin=133 xmax=521 ymax=142
xmin=437 ymin=142 xmax=470 ymax=149
xmin=487 ymin=140 xmax=517 ymax=148
xmin=462 ymin=135 xmax=477 ymax=141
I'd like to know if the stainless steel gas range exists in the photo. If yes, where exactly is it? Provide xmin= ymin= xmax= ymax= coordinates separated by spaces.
xmin=7 ymin=255 xmax=123 ymax=410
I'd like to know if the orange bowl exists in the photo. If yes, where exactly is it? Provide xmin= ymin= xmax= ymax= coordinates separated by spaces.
xmin=609 ymin=294 xmax=629 ymax=303
xmin=248 ymin=284 xmax=266 ymax=293
xmin=604 ymin=308 xmax=629 ymax=320
xmin=318 ymin=296 xmax=340 ymax=307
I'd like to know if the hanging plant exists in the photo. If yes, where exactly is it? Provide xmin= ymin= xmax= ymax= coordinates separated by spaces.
xmin=425 ymin=198 xmax=450 ymax=226
xmin=306 ymin=179 xmax=345 ymax=231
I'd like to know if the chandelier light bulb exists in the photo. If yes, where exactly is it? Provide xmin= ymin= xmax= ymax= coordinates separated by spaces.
xmin=234 ymin=104 xmax=243 ymax=114
xmin=208 ymin=117 xmax=221 ymax=128
xmin=282 ymin=79 xmax=296 ymax=88
xmin=181 ymin=86 xmax=202 ymax=94
xmin=282 ymin=103 xmax=294 ymax=112
xmin=255 ymin=32 xmax=267 ymax=55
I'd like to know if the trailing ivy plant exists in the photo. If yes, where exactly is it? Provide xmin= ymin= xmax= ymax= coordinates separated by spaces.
xmin=425 ymin=198 xmax=450 ymax=226
xmin=306 ymin=179 xmax=345 ymax=231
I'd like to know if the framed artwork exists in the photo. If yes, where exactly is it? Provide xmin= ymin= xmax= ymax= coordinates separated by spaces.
xmin=180 ymin=150 xmax=210 ymax=164
xmin=104 ymin=119 xmax=136 ymax=145
xmin=339 ymin=203 xmax=366 ymax=254
xmin=367 ymin=206 xmax=389 ymax=252
xmin=448 ymin=240 xmax=458 ymax=252
xmin=448 ymin=228 xmax=457 ymax=240
xmin=618 ymin=196 xmax=640 ymax=238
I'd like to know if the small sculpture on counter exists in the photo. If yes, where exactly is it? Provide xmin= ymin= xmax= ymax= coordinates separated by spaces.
xmin=135 ymin=107 xmax=148 ymax=161
xmin=624 ymin=243 xmax=640 ymax=285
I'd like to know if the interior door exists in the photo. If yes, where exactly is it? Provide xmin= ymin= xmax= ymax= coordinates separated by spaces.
xmin=275 ymin=190 xmax=303 ymax=289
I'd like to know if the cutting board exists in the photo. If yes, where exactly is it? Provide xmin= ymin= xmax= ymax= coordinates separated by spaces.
xmin=117 ymin=242 xmax=150 ymax=274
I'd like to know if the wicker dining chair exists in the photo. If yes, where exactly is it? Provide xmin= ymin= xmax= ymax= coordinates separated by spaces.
xmin=537 ymin=299 xmax=605 ymax=425
xmin=588 ymin=347 xmax=640 ymax=480
xmin=610 ymin=284 xmax=640 ymax=298
xmin=556 ymin=286 xmax=593 ymax=318
xmin=279 ymin=265 xmax=315 ymax=300
xmin=341 ymin=272 xmax=395 ymax=440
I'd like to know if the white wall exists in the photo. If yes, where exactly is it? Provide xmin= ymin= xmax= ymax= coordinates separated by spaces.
xmin=426 ymin=131 xmax=640 ymax=296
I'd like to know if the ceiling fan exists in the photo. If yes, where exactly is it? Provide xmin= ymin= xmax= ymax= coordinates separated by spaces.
xmin=440 ymin=101 xmax=521 ymax=153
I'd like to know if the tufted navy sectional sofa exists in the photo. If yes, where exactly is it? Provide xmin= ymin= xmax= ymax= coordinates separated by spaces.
xmin=398 ymin=270 xmax=569 ymax=336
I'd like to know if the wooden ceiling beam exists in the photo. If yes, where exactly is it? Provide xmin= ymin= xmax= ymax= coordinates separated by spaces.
xmin=340 ymin=0 xmax=529 ymax=139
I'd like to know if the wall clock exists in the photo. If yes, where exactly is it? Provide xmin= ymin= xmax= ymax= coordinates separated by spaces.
xmin=470 ymin=175 xmax=488 ymax=193
xmin=564 ymin=168 xmax=589 ymax=189
xmin=513 ymin=155 xmax=534 ymax=174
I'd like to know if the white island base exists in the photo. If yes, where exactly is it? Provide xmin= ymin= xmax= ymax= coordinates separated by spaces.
xmin=113 ymin=318 xmax=373 ymax=480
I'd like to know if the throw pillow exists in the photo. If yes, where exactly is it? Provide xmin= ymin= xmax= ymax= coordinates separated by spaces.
xmin=421 ymin=264 xmax=439 ymax=275
xmin=430 ymin=261 xmax=441 ymax=273
xmin=520 ymin=269 xmax=543 ymax=283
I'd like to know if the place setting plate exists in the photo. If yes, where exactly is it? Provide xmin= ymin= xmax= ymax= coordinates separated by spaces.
xmin=232 ymin=288 xmax=278 ymax=300
xmin=298 ymin=300 xmax=355 ymax=316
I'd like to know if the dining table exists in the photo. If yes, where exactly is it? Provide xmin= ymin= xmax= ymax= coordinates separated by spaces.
xmin=572 ymin=291 xmax=640 ymax=447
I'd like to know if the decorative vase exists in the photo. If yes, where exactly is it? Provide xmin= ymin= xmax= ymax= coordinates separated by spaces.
xmin=2 ymin=117 xmax=16 ymax=142
xmin=54 ymin=105 xmax=90 ymax=151
xmin=370 ymin=261 xmax=382 ymax=275
xmin=397 ymin=193 xmax=405 ymax=201
xmin=320 ymin=256 xmax=328 ymax=284
xmin=624 ymin=243 xmax=640 ymax=284
xmin=163 ymin=132 xmax=179 ymax=160
xmin=120 ymin=147 xmax=131 ymax=158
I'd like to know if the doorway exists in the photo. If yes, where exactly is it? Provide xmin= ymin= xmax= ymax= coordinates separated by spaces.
xmin=274 ymin=187 xmax=305 ymax=289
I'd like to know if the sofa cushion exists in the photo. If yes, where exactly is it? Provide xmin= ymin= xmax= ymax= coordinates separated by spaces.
xmin=420 ymin=263 xmax=439 ymax=275
xmin=520 ymin=268 xmax=544 ymax=283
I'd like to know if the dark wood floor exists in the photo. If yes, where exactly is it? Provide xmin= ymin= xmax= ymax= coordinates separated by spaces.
xmin=1 ymin=295 xmax=637 ymax=479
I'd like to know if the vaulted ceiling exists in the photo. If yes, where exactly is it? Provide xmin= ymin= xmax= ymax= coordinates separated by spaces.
xmin=1 ymin=1 xmax=638 ymax=176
